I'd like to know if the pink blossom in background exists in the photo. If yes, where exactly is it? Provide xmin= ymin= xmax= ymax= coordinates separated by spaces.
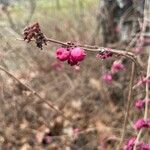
xmin=135 ymin=99 xmax=145 ymax=109
xmin=111 ymin=60 xmax=124 ymax=74
xmin=123 ymin=138 xmax=150 ymax=150
xmin=133 ymin=119 xmax=150 ymax=130
xmin=102 ymin=73 xmax=112 ymax=83
xmin=134 ymin=77 xmax=150 ymax=88
xmin=139 ymin=77 xmax=150 ymax=84
xmin=135 ymin=99 xmax=150 ymax=109
xmin=123 ymin=138 xmax=136 ymax=150
xmin=73 ymin=128 xmax=80 ymax=135
xmin=141 ymin=144 xmax=150 ymax=150
xmin=56 ymin=47 xmax=70 ymax=61
xmin=51 ymin=61 xmax=63 ymax=71
xmin=133 ymin=47 xmax=144 ymax=54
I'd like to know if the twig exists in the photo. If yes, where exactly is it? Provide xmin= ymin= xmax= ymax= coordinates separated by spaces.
xmin=17 ymin=37 xmax=136 ymax=61
xmin=116 ymin=61 xmax=136 ymax=150
xmin=0 ymin=66 xmax=72 ymax=123
xmin=133 ymin=0 xmax=150 ymax=148
xmin=45 ymin=37 xmax=135 ymax=58
xmin=133 ymin=52 xmax=150 ymax=150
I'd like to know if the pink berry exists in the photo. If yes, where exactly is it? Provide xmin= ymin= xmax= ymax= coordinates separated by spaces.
xmin=56 ymin=48 xmax=70 ymax=61
xmin=68 ymin=56 xmax=78 ymax=66
xmin=70 ymin=47 xmax=86 ymax=62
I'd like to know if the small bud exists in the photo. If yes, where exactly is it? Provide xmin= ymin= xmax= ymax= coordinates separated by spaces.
xmin=96 ymin=48 xmax=113 ymax=59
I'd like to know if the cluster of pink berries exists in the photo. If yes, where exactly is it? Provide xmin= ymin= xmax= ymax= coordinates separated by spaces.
xmin=123 ymin=138 xmax=150 ymax=150
xmin=123 ymin=97 xmax=150 ymax=149
xmin=133 ymin=98 xmax=150 ymax=131
xmin=56 ymin=47 xmax=86 ymax=66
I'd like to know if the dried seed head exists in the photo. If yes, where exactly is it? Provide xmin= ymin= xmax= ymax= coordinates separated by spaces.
xmin=23 ymin=23 xmax=47 ymax=49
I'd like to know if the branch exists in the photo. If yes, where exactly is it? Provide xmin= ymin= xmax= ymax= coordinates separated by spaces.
xmin=116 ymin=61 xmax=136 ymax=150
xmin=133 ymin=0 xmax=150 ymax=148
xmin=18 ymin=36 xmax=136 ymax=62
xmin=133 ymin=52 xmax=150 ymax=150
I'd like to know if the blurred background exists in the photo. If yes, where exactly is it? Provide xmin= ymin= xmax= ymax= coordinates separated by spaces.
xmin=0 ymin=0 xmax=149 ymax=150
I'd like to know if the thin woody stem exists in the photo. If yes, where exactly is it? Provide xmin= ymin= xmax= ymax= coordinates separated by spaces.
xmin=133 ymin=0 xmax=150 ymax=149
xmin=18 ymin=37 xmax=136 ymax=62
xmin=117 ymin=61 xmax=136 ymax=150
xmin=0 ymin=66 xmax=72 ymax=123
xmin=46 ymin=37 xmax=140 ymax=68
xmin=46 ymin=37 xmax=135 ymax=57
xmin=133 ymin=52 xmax=150 ymax=150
